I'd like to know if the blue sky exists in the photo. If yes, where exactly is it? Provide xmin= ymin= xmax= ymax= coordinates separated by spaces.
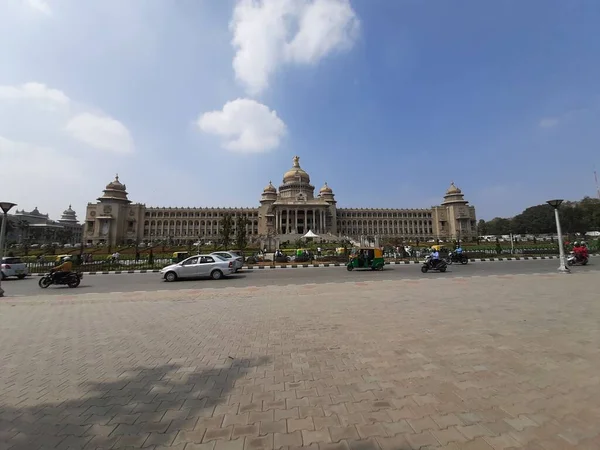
xmin=1 ymin=0 xmax=599 ymax=221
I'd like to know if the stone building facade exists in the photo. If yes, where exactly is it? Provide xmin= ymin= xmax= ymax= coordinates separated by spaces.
xmin=84 ymin=157 xmax=477 ymax=247
xmin=7 ymin=206 xmax=83 ymax=246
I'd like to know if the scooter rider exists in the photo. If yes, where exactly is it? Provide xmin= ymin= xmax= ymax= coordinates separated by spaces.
xmin=430 ymin=247 xmax=440 ymax=268
xmin=52 ymin=256 xmax=73 ymax=283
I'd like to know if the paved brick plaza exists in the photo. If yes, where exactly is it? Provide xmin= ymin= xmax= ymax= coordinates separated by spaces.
xmin=1 ymin=273 xmax=599 ymax=450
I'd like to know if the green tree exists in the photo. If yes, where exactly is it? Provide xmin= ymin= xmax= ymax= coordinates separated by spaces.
xmin=479 ymin=196 xmax=600 ymax=238
xmin=235 ymin=216 xmax=249 ymax=250
xmin=485 ymin=217 xmax=511 ymax=235
xmin=477 ymin=219 xmax=487 ymax=235
xmin=511 ymin=205 xmax=554 ymax=234
xmin=219 ymin=214 xmax=234 ymax=248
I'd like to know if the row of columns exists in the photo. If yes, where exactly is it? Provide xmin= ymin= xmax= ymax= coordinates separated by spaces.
xmin=275 ymin=208 xmax=327 ymax=234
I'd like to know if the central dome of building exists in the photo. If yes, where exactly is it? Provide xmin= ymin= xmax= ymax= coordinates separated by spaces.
xmin=282 ymin=156 xmax=310 ymax=184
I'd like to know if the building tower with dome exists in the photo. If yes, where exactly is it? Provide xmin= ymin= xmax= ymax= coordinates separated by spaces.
xmin=7 ymin=205 xmax=82 ymax=246
xmin=84 ymin=157 xmax=476 ymax=247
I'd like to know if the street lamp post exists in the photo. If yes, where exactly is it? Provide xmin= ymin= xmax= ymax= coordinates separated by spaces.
xmin=0 ymin=202 xmax=17 ymax=260
xmin=0 ymin=202 xmax=17 ymax=298
xmin=547 ymin=199 xmax=570 ymax=273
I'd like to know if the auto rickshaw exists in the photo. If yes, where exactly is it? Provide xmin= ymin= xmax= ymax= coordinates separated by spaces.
xmin=55 ymin=254 xmax=71 ymax=262
xmin=172 ymin=251 xmax=189 ymax=263
xmin=346 ymin=247 xmax=385 ymax=271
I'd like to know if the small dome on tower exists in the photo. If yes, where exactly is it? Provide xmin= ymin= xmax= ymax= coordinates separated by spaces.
xmin=446 ymin=182 xmax=462 ymax=195
xmin=263 ymin=181 xmax=276 ymax=193
xmin=319 ymin=182 xmax=333 ymax=193
xmin=106 ymin=174 xmax=126 ymax=191
xmin=59 ymin=205 xmax=78 ymax=223
xmin=98 ymin=173 xmax=131 ymax=203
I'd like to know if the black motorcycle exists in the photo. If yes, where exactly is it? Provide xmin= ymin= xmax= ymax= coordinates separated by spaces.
xmin=39 ymin=271 xmax=82 ymax=289
xmin=446 ymin=251 xmax=468 ymax=265
xmin=421 ymin=255 xmax=447 ymax=273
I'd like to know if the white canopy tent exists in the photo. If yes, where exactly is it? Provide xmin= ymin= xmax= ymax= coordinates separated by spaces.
xmin=302 ymin=230 xmax=319 ymax=239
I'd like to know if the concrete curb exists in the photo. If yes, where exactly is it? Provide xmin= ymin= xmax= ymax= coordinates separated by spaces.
xmin=28 ymin=254 xmax=598 ymax=276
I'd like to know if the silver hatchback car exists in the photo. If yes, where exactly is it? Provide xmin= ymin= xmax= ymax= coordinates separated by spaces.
xmin=161 ymin=254 xmax=234 ymax=282
xmin=1 ymin=257 xmax=29 ymax=280
xmin=211 ymin=251 xmax=243 ymax=272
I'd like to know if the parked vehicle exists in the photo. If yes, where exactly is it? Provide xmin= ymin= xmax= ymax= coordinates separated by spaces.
xmin=567 ymin=251 xmax=588 ymax=266
xmin=211 ymin=251 xmax=244 ymax=272
xmin=421 ymin=255 xmax=448 ymax=273
xmin=228 ymin=250 xmax=245 ymax=263
xmin=161 ymin=254 xmax=234 ymax=282
xmin=347 ymin=247 xmax=385 ymax=271
xmin=1 ymin=257 xmax=29 ymax=280
xmin=38 ymin=271 xmax=82 ymax=288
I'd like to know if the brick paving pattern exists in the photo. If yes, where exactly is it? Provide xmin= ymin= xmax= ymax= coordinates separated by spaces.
xmin=1 ymin=272 xmax=599 ymax=449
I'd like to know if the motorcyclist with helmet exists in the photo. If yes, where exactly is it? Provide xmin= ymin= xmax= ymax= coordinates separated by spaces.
xmin=572 ymin=241 xmax=589 ymax=263
xmin=52 ymin=256 xmax=73 ymax=283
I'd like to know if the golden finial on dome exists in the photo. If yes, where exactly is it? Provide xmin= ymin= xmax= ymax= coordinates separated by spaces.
xmin=293 ymin=155 xmax=300 ymax=167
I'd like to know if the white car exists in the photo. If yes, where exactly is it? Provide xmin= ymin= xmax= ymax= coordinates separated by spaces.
xmin=1 ymin=257 xmax=29 ymax=280
xmin=211 ymin=251 xmax=243 ymax=272
xmin=160 ymin=254 xmax=234 ymax=282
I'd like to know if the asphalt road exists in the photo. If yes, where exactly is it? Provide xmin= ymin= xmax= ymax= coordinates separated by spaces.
xmin=2 ymin=258 xmax=597 ymax=297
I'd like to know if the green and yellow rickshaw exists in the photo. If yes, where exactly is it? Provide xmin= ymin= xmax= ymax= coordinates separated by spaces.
xmin=172 ymin=251 xmax=189 ymax=263
xmin=346 ymin=247 xmax=385 ymax=271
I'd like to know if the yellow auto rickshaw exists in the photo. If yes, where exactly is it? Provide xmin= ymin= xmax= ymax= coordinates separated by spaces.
xmin=55 ymin=254 xmax=70 ymax=262
xmin=347 ymin=247 xmax=385 ymax=271
xmin=172 ymin=251 xmax=189 ymax=263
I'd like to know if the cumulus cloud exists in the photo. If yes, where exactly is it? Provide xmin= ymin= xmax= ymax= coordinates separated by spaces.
xmin=0 ymin=135 xmax=85 ymax=213
xmin=65 ymin=112 xmax=135 ymax=154
xmin=0 ymin=82 xmax=69 ymax=105
xmin=231 ymin=0 xmax=359 ymax=95
xmin=0 ymin=82 xmax=134 ymax=217
xmin=25 ymin=0 xmax=52 ymax=15
xmin=197 ymin=98 xmax=286 ymax=152
xmin=0 ymin=81 xmax=134 ymax=154
xmin=539 ymin=117 xmax=559 ymax=128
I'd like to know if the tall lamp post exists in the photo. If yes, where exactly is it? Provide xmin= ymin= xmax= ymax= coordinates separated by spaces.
xmin=0 ymin=202 xmax=17 ymax=260
xmin=0 ymin=202 xmax=17 ymax=298
xmin=547 ymin=199 xmax=570 ymax=273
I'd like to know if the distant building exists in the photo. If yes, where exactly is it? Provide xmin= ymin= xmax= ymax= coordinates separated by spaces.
xmin=84 ymin=157 xmax=477 ymax=247
xmin=7 ymin=206 xmax=83 ymax=246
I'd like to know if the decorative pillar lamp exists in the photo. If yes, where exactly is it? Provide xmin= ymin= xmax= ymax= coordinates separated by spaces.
xmin=546 ymin=199 xmax=569 ymax=273
xmin=0 ymin=202 xmax=17 ymax=298
xmin=0 ymin=202 xmax=17 ymax=260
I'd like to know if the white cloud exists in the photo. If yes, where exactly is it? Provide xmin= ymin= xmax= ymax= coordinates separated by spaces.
xmin=0 ymin=135 xmax=85 ymax=214
xmin=0 ymin=82 xmax=69 ymax=105
xmin=25 ymin=0 xmax=52 ymax=15
xmin=285 ymin=0 xmax=360 ymax=64
xmin=231 ymin=0 xmax=359 ymax=95
xmin=65 ymin=112 xmax=135 ymax=154
xmin=539 ymin=117 xmax=559 ymax=128
xmin=0 ymin=82 xmax=135 ymax=218
xmin=197 ymin=98 xmax=286 ymax=153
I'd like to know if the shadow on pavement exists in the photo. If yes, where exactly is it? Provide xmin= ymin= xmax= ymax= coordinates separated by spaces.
xmin=1 ymin=356 xmax=271 ymax=449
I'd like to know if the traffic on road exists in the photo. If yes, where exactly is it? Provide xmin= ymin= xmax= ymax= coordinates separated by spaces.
xmin=2 ymin=257 xmax=597 ymax=297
